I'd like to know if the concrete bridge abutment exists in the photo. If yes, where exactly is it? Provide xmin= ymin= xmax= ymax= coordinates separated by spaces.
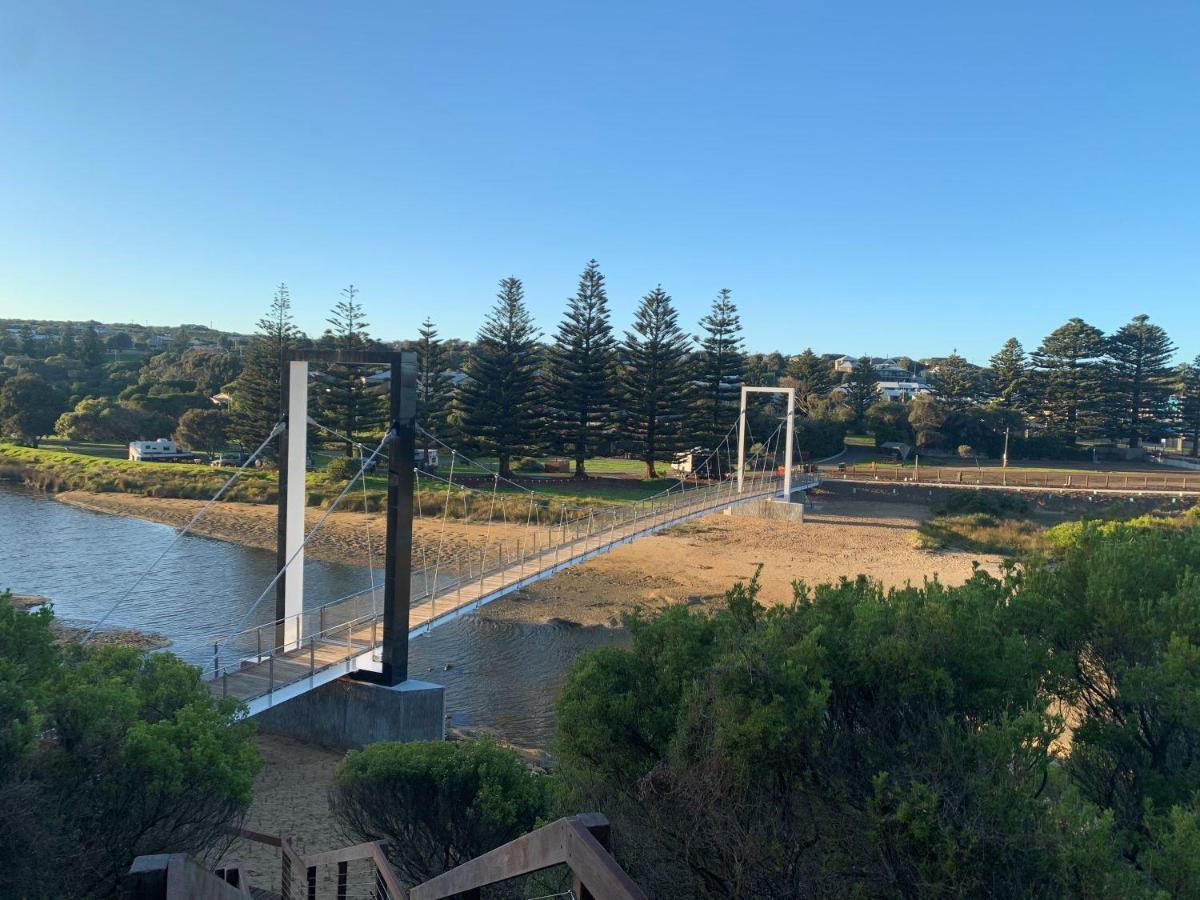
xmin=254 ymin=677 xmax=445 ymax=750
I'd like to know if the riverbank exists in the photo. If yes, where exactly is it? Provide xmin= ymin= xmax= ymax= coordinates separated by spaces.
xmin=9 ymin=593 xmax=170 ymax=649
xmin=57 ymin=488 xmax=1004 ymax=627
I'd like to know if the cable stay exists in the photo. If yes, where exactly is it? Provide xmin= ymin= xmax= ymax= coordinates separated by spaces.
xmin=81 ymin=419 xmax=286 ymax=644
xmin=213 ymin=427 xmax=395 ymax=654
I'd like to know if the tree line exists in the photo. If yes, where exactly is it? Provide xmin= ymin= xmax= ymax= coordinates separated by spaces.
xmin=231 ymin=262 xmax=749 ymax=478
xmin=5 ymin=281 xmax=1199 ymax=468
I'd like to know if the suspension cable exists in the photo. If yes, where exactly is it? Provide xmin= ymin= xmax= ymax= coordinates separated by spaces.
xmin=81 ymin=420 xmax=285 ymax=643
xmin=217 ymin=427 xmax=394 ymax=650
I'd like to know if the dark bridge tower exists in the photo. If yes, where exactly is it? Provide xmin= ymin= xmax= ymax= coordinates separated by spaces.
xmin=275 ymin=349 xmax=417 ymax=684
xmin=379 ymin=351 xmax=417 ymax=685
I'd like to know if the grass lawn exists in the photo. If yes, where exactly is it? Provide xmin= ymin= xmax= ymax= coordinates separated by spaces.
xmin=39 ymin=438 xmax=131 ymax=460
xmin=842 ymin=454 xmax=1174 ymax=476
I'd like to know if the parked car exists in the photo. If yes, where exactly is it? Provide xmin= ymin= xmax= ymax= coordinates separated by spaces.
xmin=211 ymin=450 xmax=251 ymax=468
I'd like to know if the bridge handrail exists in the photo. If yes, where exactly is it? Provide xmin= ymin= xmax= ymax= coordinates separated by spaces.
xmin=202 ymin=472 xmax=789 ymax=682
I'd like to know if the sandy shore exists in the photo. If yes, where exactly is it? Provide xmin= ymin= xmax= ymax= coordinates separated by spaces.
xmin=58 ymin=489 xmax=1002 ymax=628
xmin=57 ymin=490 xmax=537 ymax=569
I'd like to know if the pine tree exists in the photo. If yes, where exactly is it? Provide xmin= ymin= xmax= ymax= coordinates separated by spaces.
xmin=931 ymin=352 xmax=979 ymax=410
xmin=784 ymin=349 xmax=836 ymax=413
xmin=1179 ymin=357 xmax=1200 ymax=459
xmin=416 ymin=317 xmax=447 ymax=465
xmin=692 ymin=289 xmax=746 ymax=450
xmin=545 ymin=260 xmax=617 ymax=477
xmin=19 ymin=324 xmax=36 ymax=356
xmin=229 ymin=284 xmax=302 ymax=454
xmin=1105 ymin=314 xmax=1176 ymax=447
xmin=316 ymin=285 xmax=386 ymax=454
xmin=80 ymin=324 xmax=104 ymax=367
xmin=843 ymin=356 xmax=879 ymax=428
xmin=456 ymin=278 xmax=542 ymax=478
xmin=1030 ymin=318 xmax=1107 ymax=444
xmin=58 ymin=323 xmax=76 ymax=358
xmin=988 ymin=338 xmax=1028 ymax=410
xmin=620 ymin=286 xmax=693 ymax=478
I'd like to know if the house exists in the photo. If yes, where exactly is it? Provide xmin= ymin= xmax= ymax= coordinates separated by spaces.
xmin=831 ymin=379 xmax=933 ymax=403
xmin=832 ymin=356 xmax=927 ymax=384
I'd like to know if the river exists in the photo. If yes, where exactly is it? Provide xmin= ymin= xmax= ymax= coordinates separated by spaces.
xmin=0 ymin=485 xmax=624 ymax=747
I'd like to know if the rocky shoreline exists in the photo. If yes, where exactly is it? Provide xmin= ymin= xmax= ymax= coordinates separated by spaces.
xmin=9 ymin=593 xmax=170 ymax=650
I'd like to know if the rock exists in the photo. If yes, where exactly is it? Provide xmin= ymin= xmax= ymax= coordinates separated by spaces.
xmin=9 ymin=593 xmax=50 ymax=609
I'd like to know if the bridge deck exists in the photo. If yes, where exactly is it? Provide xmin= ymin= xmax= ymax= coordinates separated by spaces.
xmin=211 ymin=475 xmax=815 ymax=714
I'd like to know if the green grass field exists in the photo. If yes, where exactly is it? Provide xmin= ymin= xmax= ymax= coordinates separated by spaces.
xmin=3 ymin=442 xmax=687 ymax=513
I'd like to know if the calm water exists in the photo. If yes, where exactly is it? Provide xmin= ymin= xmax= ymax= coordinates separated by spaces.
xmin=0 ymin=486 xmax=623 ymax=746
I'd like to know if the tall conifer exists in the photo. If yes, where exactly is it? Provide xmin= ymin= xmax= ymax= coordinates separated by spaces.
xmin=784 ymin=349 xmax=835 ymax=414
xmin=315 ymin=285 xmax=386 ymax=454
xmin=546 ymin=260 xmax=617 ymax=477
xmin=1179 ymin=356 xmax=1200 ymax=459
xmin=620 ymin=286 xmax=693 ymax=478
xmin=416 ymin=317 xmax=447 ymax=464
xmin=457 ymin=278 xmax=542 ymax=478
xmin=229 ymin=284 xmax=302 ymax=454
xmin=988 ymin=338 xmax=1028 ymax=409
xmin=843 ymin=356 xmax=879 ymax=428
xmin=1105 ymin=314 xmax=1176 ymax=447
xmin=692 ymin=289 xmax=746 ymax=449
xmin=1030 ymin=318 xmax=1107 ymax=444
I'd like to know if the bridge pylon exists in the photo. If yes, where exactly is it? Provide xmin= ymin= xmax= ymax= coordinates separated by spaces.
xmin=262 ymin=348 xmax=444 ymax=749
xmin=737 ymin=385 xmax=797 ymax=500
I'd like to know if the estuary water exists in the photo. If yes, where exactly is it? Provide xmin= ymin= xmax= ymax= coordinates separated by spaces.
xmin=0 ymin=485 xmax=622 ymax=746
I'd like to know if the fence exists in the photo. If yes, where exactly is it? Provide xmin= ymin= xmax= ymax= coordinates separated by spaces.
xmin=822 ymin=463 xmax=1200 ymax=494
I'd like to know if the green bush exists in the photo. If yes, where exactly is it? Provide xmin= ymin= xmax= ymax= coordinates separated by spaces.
xmin=556 ymin=521 xmax=1200 ymax=897
xmin=0 ymin=592 xmax=259 ymax=898
xmin=513 ymin=456 xmax=545 ymax=473
xmin=330 ymin=737 xmax=551 ymax=885
xmin=324 ymin=455 xmax=360 ymax=482
xmin=932 ymin=489 xmax=1029 ymax=517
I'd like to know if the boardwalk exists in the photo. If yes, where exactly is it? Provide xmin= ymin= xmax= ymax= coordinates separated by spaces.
xmin=212 ymin=473 xmax=815 ymax=715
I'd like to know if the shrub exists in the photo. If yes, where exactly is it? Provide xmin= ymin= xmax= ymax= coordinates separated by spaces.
xmin=324 ymin=455 xmax=360 ymax=482
xmin=556 ymin=533 xmax=1200 ymax=898
xmin=0 ymin=593 xmax=259 ymax=898
xmin=330 ymin=737 xmax=551 ymax=884
xmin=513 ymin=456 xmax=545 ymax=473
xmin=957 ymin=444 xmax=975 ymax=458
xmin=932 ymin=490 xmax=1029 ymax=518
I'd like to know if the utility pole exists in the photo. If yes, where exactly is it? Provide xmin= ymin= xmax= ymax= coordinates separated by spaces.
xmin=1002 ymin=427 xmax=1010 ymax=469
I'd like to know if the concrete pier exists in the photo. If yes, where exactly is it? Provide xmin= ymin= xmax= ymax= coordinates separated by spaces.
xmin=254 ymin=677 xmax=445 ymax=749
xmin=724 ymin=497 xmax=809 ymax=521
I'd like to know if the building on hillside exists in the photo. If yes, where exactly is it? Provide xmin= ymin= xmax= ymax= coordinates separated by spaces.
xmin=832 ymin=355 xmax=927 ymax=384
xmin=831 ymin=379 xmax=933 ymax=403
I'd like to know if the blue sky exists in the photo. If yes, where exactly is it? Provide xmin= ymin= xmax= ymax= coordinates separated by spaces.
xmin=1 ymin=1 xmax=1197 ymax=364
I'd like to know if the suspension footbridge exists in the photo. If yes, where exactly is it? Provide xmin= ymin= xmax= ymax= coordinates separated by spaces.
xmin=85 ymin=350 xmax=814 ymax=734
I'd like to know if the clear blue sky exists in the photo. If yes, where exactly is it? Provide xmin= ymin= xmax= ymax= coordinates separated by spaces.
xmin=1 ymin=1 xmax=1197 ymax=364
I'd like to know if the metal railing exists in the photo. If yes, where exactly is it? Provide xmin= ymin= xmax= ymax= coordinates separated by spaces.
xmin=207 ymin=470 xmax=806 ymax=703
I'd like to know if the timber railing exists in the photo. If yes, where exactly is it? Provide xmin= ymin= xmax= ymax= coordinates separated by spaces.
xmin=134 ymin=815 xmax=645 ymax=899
